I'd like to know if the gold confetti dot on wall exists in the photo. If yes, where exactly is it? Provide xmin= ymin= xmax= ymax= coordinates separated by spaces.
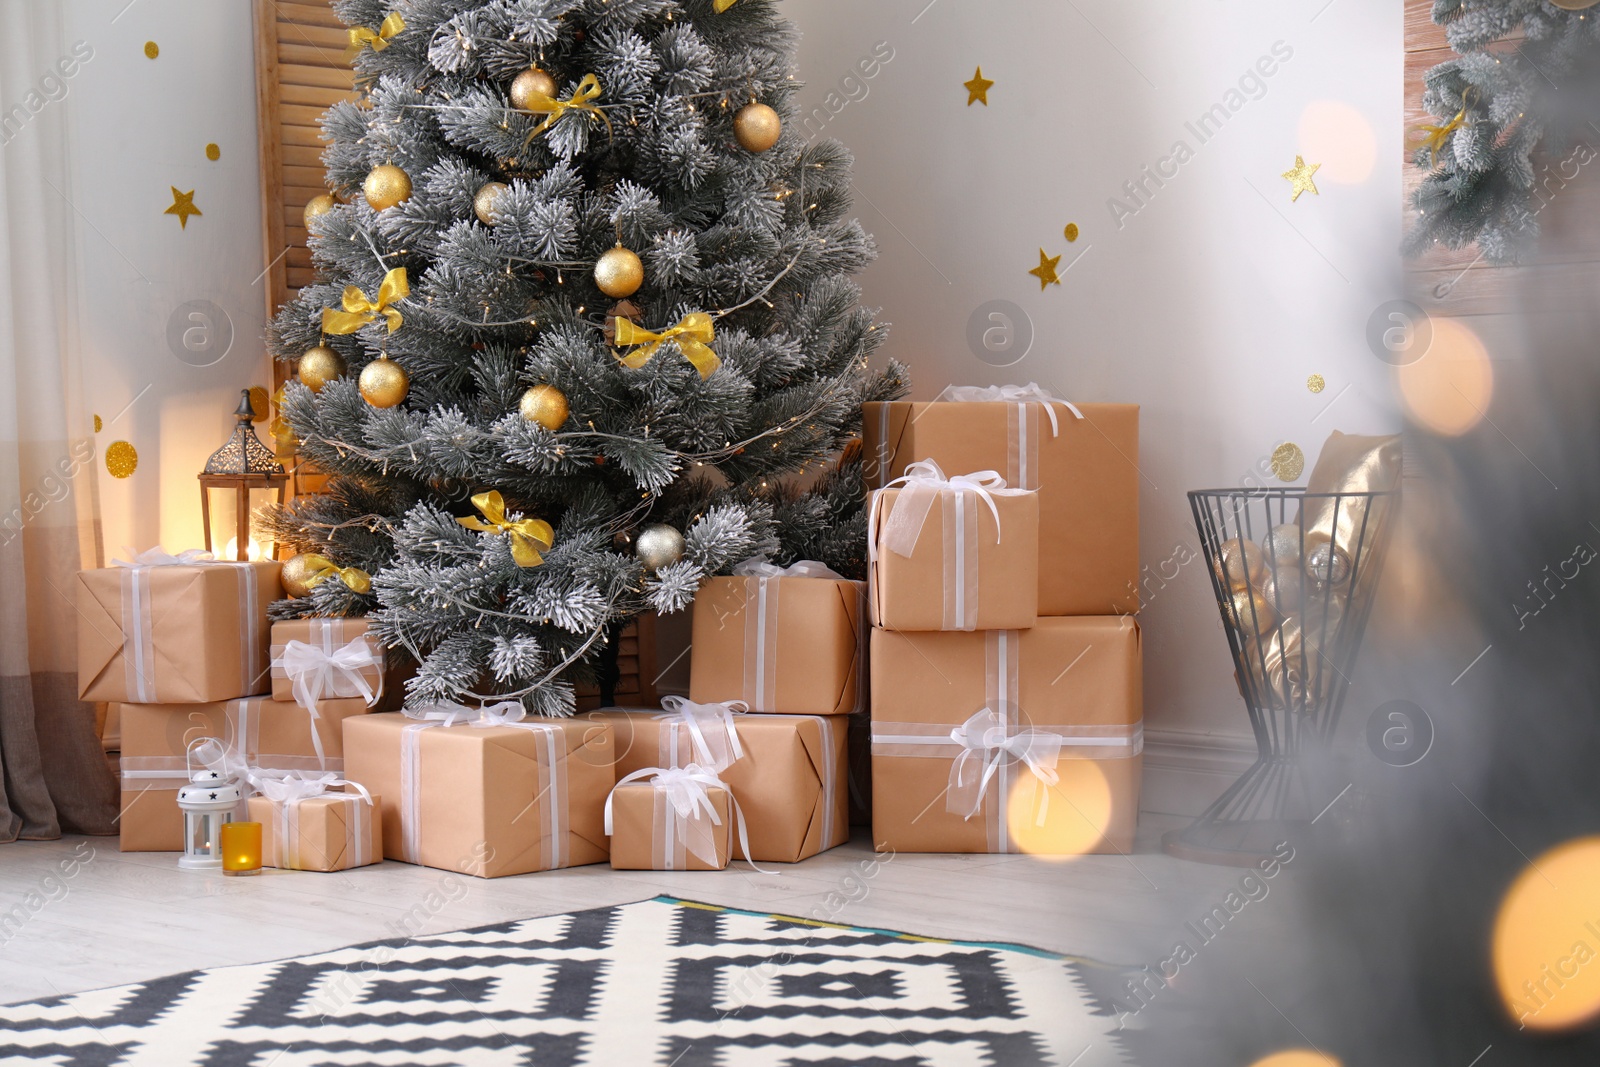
xmin=1307 ymin=373 xmax=1326 ymax=393
xmin=105 ymin=441 xmax=138 ymax=479
xmin=144 ymin=41 xmax=159 ymax=59
xmin=1064 ymin=223 xmax=1080 ymax=242
xmin=206 ymin=143 xmax=220 ymax=161
xmin=247 ymin=386 xmax=270 ymax=422
xmin=93 ymin=414 xmax=102 ymax=432
xmin=1271 ymin=442 xmax=1305 ymax=482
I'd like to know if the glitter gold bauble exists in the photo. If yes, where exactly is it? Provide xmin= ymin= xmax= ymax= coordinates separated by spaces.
xmin=280 ymin=554 xmax=323 ymax=599
xmin=733 ymin=102 xmax=781 ymax=153
xmin=358 ymin=356 xmax=409 ymax=408
xmin=1259 ymin=572 xmax=1301 ymax=616
xmin=635 ymin=523 xmax=685 ymax=573
xmin=297 ymin=345 xmax=347 ymax=392
xmin=105 ymin=440 xmax=138 ymax=479
xmin=1549 ymin=0 xmax=1600 ymax=10
xmin=1260 ymin=523 xmax=1304 ymax=570
xmin=303 ymin=194 xmax=338 ymax=228
xmin=1214 ymin=536 xmax=1265 ymax=591
xmin=1271 ymin=442 xmax=1306 ymax=482
xmin=594 ymin=244 xmax=644 ymax=298
xmin=363 ymin=164 xmax=412 ymax=211
xmin=519 ymin=384 xmax=569 ymax=431
xmin=474 ymin=181 xmax=509 ymax=225
xmin=510 ymin=67 xmax=559 ymax=110
xmin=1227 ymin=586 xmax=1276 ymax=636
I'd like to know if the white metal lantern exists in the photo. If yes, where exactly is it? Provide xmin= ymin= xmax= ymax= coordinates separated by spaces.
xmin=176 ymin=738 xmax=244 ymax=871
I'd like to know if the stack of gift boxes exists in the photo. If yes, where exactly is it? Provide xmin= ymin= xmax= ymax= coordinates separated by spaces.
xmin=862 ymin=388 xmax=1144 ymax=855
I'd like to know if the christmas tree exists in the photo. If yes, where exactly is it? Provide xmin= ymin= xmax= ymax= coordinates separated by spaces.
xmin=266 ymin=0 xmax=905 ymax=715
xmin=1405 ymin=0 xmax=1600 ymax=263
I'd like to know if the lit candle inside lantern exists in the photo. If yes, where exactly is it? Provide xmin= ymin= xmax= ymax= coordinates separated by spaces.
xmin=220 ymin=821 xmax=263 ymax=876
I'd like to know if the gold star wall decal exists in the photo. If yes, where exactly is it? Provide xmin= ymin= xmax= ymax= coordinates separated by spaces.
xmin=1029 ymin=248 xmax=1061 ymax=290
xmin=1281 ymin=156 xmax=1321 ymax=202
xmin=165 ymin=187 xmax=202 ymax=228
xmin=965 ymin=67 xmax=994 ymax=107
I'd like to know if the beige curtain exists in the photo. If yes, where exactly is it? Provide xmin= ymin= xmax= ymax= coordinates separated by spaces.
xmin=0 ymin=2 xmax=117 ymax=842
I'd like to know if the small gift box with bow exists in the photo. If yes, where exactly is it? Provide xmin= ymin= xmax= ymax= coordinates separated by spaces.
xmin=586 ymin=699 xmax=849 ymax=863
xmin=77 ymin=548 xmax=281 ymax=704
xmin=270 ymin=618 xmax=400 ymax=712
xmin=868 ymin=460 xmax=1040 ymax=632
xmin=864 ymin=387 xmax=1139 ymax=617
xmin=869 ymin=616 xmax=1143 ymax=855
xmin=606 ymin=765 xmax=736 ymax=871
xmin=690 ymin=557 xmax=866 ymax=716
xmin=343 ymin=704 xmax=614 ymax=878
xmin=247 ymin=773 xmax=382 ymax=872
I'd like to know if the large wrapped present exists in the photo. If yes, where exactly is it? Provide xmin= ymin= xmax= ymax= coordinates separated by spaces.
xmin=870 ymin=617 xmax=1143 ymax=854
xmin=585 ymin=701 xmax=847 ymax=863
xmin=690 ymin=560 xmax=866 ymax=716
xmin=270 ymin=617 xmax=403 ymax=712
xmin=78 ymin=549 xmax=281 ymax=703
xmin=867 ymin=460 xmax=1039 ymax=631
xmin=607 ymin=766 xmax=734 ymax=871
xmin=864 ymin=387 xmax=1139 ymax=616
xmin=117 ymin=696 xmax=366 ymax=852
xmin=343 ymin=706 xmax=614 ymax=878
xmin=247 ymin=775 xmax=381 ymax=872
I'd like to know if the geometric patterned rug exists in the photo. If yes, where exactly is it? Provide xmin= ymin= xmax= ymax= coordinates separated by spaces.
xmin=0 ymin=896 xmax=1120 ymax=1066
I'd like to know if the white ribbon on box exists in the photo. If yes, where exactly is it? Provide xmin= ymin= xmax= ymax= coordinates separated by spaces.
xmin=604 ymin=764 xmax=767 ymax=871
xmin=867 ymin=460 xmax=1031 ymax=632
xmin=111 ymin=546 xmax=268 ymax=704
xmin=119 ymin=698 xmax=341 ymax=799
xmin=273 ymin=621 xmax=385 ymax=767
xmin=396 ymin=702 xmax=569 ymax=870
xmin=871 ymin=384 xmax=1084 ymax=494
xmin=727 ymin=557 xmax=851 ymax=713
xmin=868 ymin=630 xmax=1142 ymax=852
xmin=654 ymin=696 xmax=748 ymax=773
xmin=253 ymin=771 xmax=376 ymax=871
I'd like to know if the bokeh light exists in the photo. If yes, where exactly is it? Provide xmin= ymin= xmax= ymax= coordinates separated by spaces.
xmin=1298 ymin=100 xmax=1376 ymax=184
xmin=1492 ymin=836 xmax=1600 ymax=1033
xmin=1397 ymin=316 xmax=1494 ymax=436
xmin=1248 ymin=1052 xmax=1341 ymax=1067
xmin=1006 ymin=760 xmax=1113 ymax=857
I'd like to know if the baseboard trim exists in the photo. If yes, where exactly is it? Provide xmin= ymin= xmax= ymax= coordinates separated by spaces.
xmin=1141 ymin=726 xmax=1258 ymax=818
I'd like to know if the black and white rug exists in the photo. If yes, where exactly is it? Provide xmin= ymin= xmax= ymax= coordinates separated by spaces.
xmin=0 ymin=896 xmax=1120 ymax=1065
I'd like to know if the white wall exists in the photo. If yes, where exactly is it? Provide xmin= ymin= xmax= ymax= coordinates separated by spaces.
xmin=61 ymin=0 xmax=268 ymax=556
xmin=787 ymin=0 xmax=1404 ymax=750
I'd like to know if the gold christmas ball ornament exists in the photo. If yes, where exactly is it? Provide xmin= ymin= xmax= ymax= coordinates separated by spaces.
xmin=1214 ymin=536 xmax=1265 ymax=591
xmin=358 ymin=356 xmax=410 ymax=408
xmin=510 ymin=67 xmax=559 ymax=109
xmin=1259 ymin=572 xmax=1301 ymax=616
xmin=474 ymin=181 xmax=509 ymax=225
xmin=1549 ymin=0 xmax=1600 ymax=10
xmin=280 ymin=554 xmax=323 ymax=599
xmin=519 ymin=384 xmax=570 ymax=431
xmin=635 ymin=523 xmax=685 ymax=573
xmin=1260 ymin=523 xmax=1304 ymax=570
xmin=594 ymin=244 xmax=644 ymax=298
xmin=1226 ymin=586 xmax=1277 ymax=636
xmin=297 ymin=345 xmax=347 ymax=392
xmin=363 ymin=164 xmax=412 ymax=211
xmin=733 ymin=102 xmax=781 ymax=153
xmin=303 ymin=193 xmax=338 ymax=228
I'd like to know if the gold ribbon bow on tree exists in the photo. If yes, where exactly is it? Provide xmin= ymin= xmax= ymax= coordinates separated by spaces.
xmin=299 ymin=555 xmax=374 ymax=595
xmin=713 ymin=0 xmax=741 ymax=10
xmin=1411 ymin=88 xmax=1476 ymax=166
xmin=344 ymin=13 xmax=406 ymax=62
xmin=614 ymin=312 xmax=720 ymax=379
xmin=522 ymin=73 xmax=613 ymax=144
xmin=457 ymin=491 xmax=555 ymax=568
xmin=322 ymin=267 xmax=409 ymax=335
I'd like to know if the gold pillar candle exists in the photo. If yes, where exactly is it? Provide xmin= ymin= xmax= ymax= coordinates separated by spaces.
xmin=221 ymin=820 xmax=263 ymax=876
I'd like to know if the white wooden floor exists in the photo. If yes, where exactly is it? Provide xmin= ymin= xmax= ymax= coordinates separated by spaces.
xmin=0 ymin=814 xmax=1298 ymax=1008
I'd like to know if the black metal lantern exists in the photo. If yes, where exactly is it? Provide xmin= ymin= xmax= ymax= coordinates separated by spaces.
xmin=198 ymin=389 xmax=289 ymax=561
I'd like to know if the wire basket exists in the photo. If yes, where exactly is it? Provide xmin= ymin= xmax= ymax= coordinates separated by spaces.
xmin=1163 ymin=487 xmax=1398 ymax=865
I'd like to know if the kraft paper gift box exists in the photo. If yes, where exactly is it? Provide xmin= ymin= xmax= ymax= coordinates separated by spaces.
xmin=584 ymin=705 xmax=848 ymax=863
xmin=863 ymin=389 xmax=1139 ymax=617
xmin=117 ymin=696 xmax=366 ymax=852
xmin=270 ymin=617 xmax=405 ymax=711
xmin=870 ymin=617 xmax=1143 ymax=855
xmin=247 ymin=786 xmax=382 ymax=872
xmin=343 ymin=710 xmax=614 ymax=879
xmin=689 ymin=564 xmax=866 ymax=716
xmin=607 ymin=768 xmax=733 ymax=871
xmin=77 ymin=552 xmax=281 ymax=703
xmin=867 ymin=461 xmax=1039 ymax=631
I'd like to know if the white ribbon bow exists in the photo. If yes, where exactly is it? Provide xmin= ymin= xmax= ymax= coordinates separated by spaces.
xmin=655 ymin=696 xmax=747 ymax=773
xmin=946 ymin=707 xmax=1063 ymax=822
xmin=873 ymin=459 xmax=1008 ymax=559
xmin=280 ymin=637 xmax=381 ymax=709
xmin=934 ymin=383 xmax=1085 ymax=436
xmin=253 ymin=770 xmax=373 ymax=805
xmin=731 ymin=557 xmax=847 ymax=580
xmin=113 ymin=546 xmax=215 ymax=567
xmin=401 ymin=702 xmax=494 ymax=727
xmin=190 ymin=735 xmax=254 ymax=787
xmin=604 ymin=763 xmax=769 ymax=871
